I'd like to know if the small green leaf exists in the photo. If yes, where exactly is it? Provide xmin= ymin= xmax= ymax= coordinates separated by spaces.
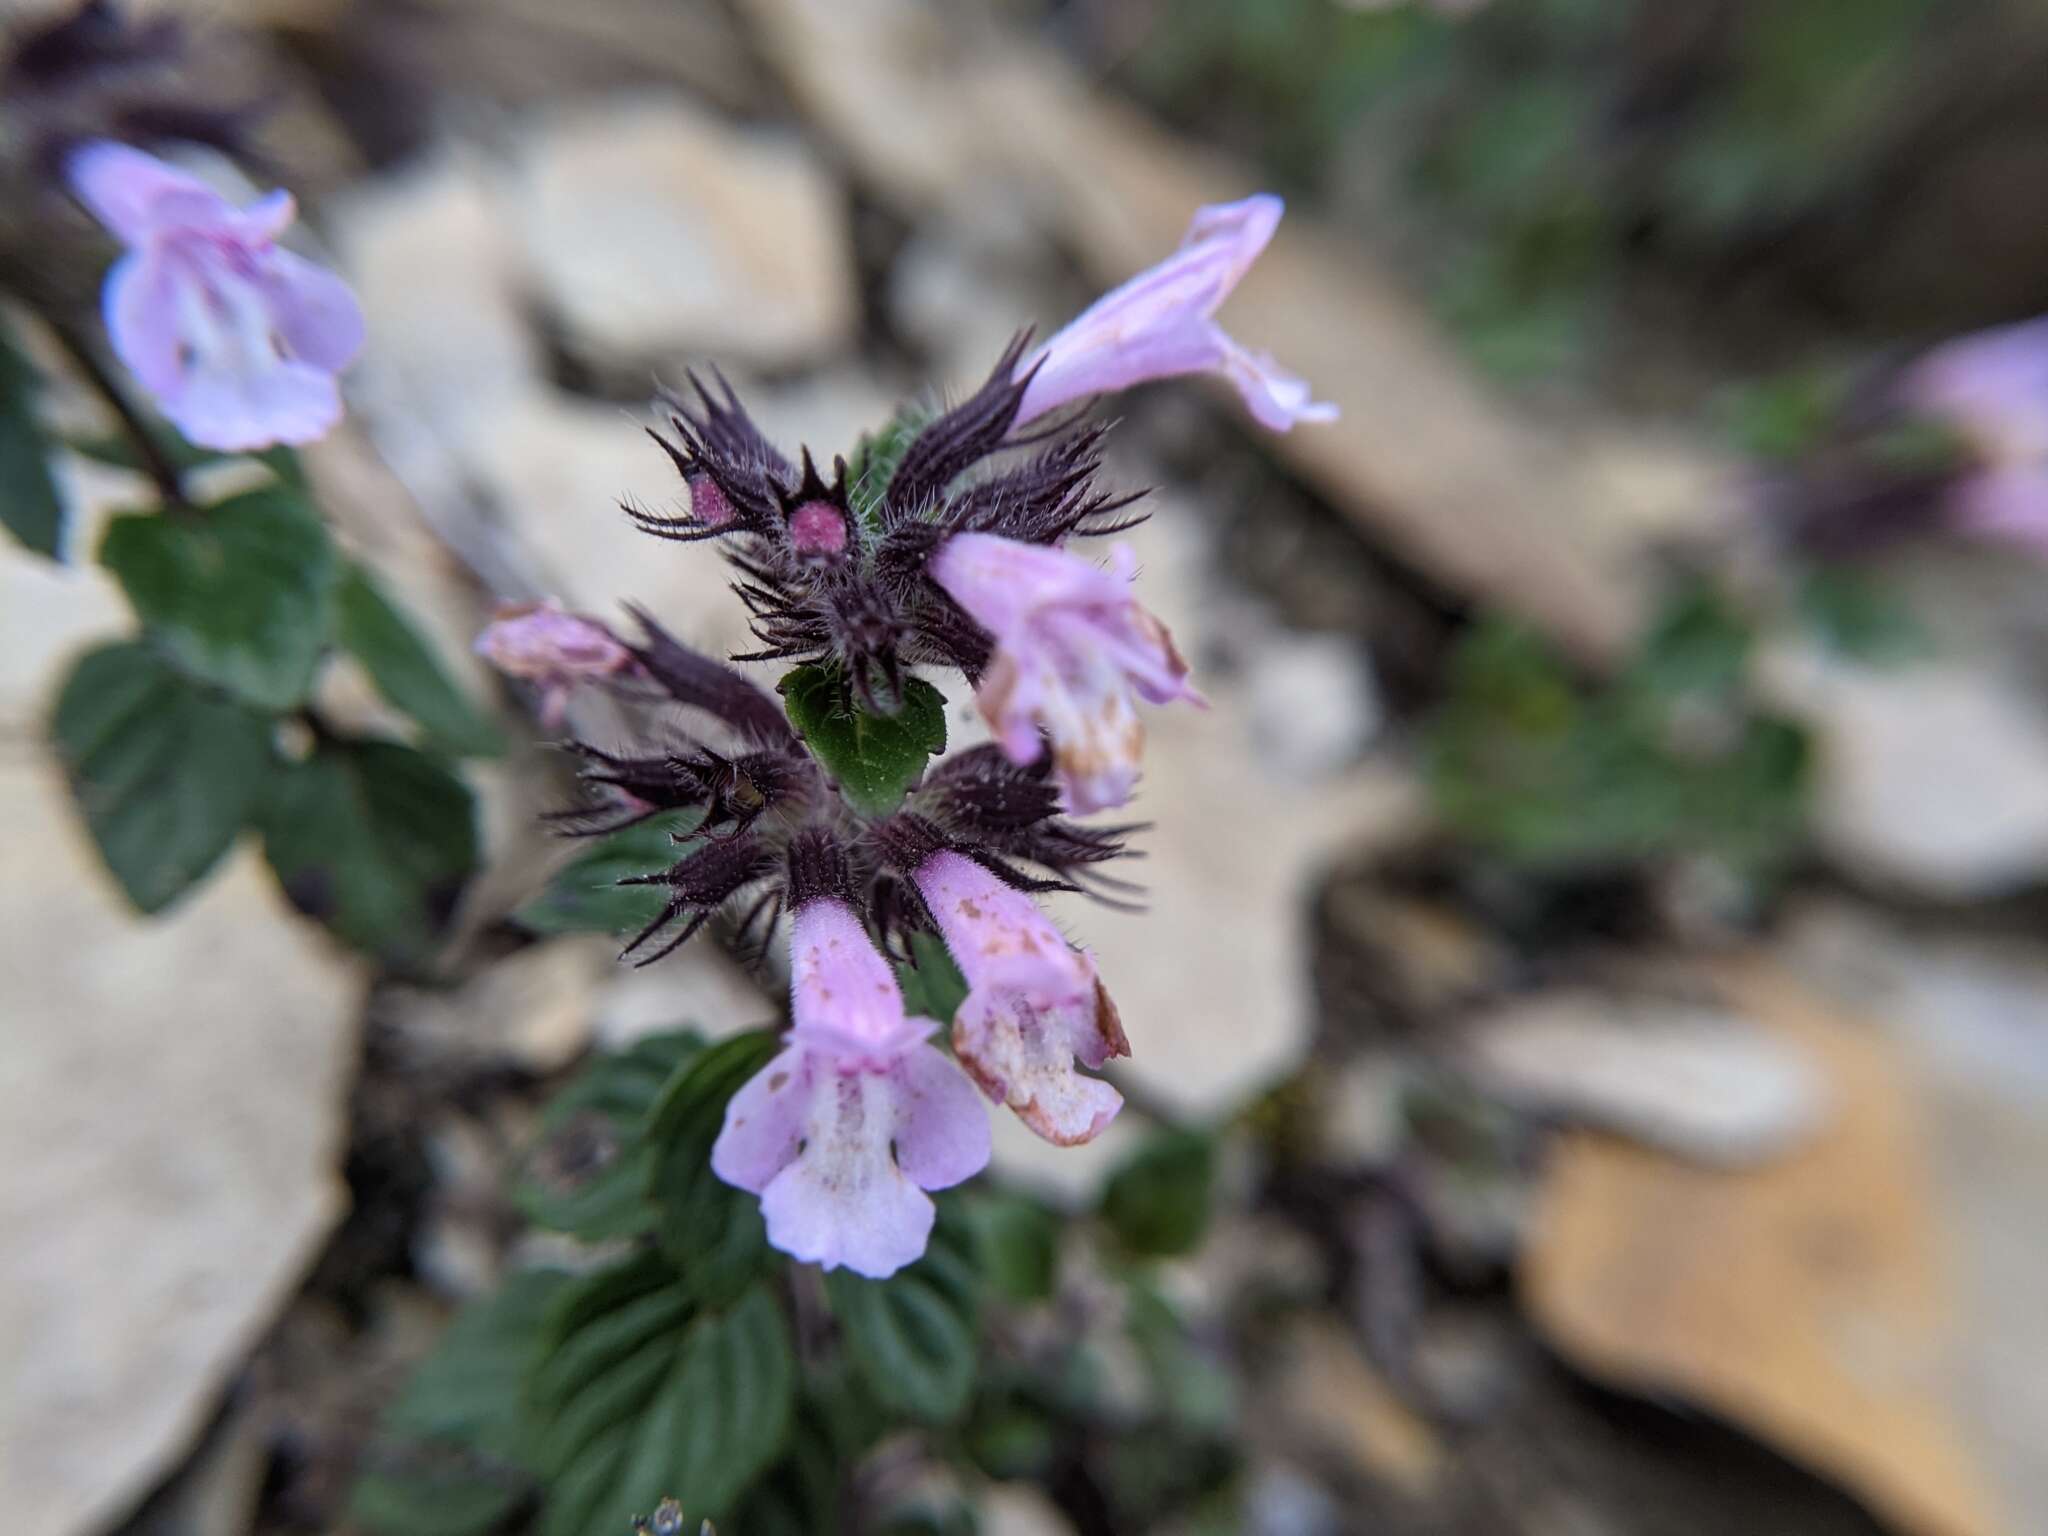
xmin=645 ymin=1030 xmax=782 ymax=1305
xmin=894 ymin=930 xmax=969 ymax=1024
xmin=844 ymin=403 xmax=934 ymax=531
xmin=778 ymin=662 xmax=946 ymax=817
xmin=1100 ymin=1127 xmax=1216 ymax=1259
xmin=530 ymin=1262 xmax=794 ymax=1536
xmin=515 ymin=812 xmax=705 ymax=937
xmin=825 ymin=1198 xmax=980 ymax=1424
xmin=52 ymin=641 xmax=274 ymax=913
xmin=0 ymin=322 xmax=66 ymax=558
xmin=349 ymin=1268 xmax=572 ymax=1536
xmin=257 ymin=736 xmax=478 ymax=966
xmin=514 ymin=1030 xmax=705 ymax=1240
xmin=963 ymin=1189 xmax=1062 ymax=1304
xmin=99 ymin=484 xmax=340 ymax=709
xmin=334 ymin=564 xmax=503 ymax=757
xmin=1123 ymin=1281 xmax=1236 ymax=1438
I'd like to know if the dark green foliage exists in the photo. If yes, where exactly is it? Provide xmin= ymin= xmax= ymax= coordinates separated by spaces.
xmin=99 ymin=485 xmax=340 ymax=710
xmin=895 ymin=929 xmax=970 ymax=1025
xmin=349 ymin=1269 xmax=573 ymax=1536
xmin=1796 ymin=567 xmax=1926 ymax=663
xmin=1100 ymin=1128 xmax=1218 ymax=1259
xmin=514 ymin=1030 xmax=706 ymax=1241
xmin=1122 ymin=1283 xmax=1236 ymax=1439
xmin=333 ymin=564 xmax=504 ymax=757
xmin=845 ymin=403 xmax=935 ymax=530
xmin=52 ymin=641 xmax=274 ymax=913
xmin=514 ymin=811 xmax=706 ymax=937
xmin=1423 ymin=584 xmax=1811 ymax=883
xmin=964 ymin=1190 xmax=1062 ymax=1304
xmin=529 ymin=1256 xmax=794 ymax=1536
xmin=779 ymin=662 xmax=946 ymax=816
xmin=645 ymin=1030 xmax=784 ymax=1305
xmin=0 ymin=322 xmax=66 ymax=558
xmin=824 ymin=1197 xmax=981 ymax=1424
xmin=257 ymin=736 xmax=478 ymax=967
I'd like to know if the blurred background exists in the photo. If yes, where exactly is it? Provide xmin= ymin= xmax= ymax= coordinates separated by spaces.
xmin=5 ymin=0 xmax=2048 ymax=1533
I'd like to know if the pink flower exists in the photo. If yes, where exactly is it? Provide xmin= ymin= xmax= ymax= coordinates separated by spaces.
xmin=1904 ymin=317 xmax=2048 ymax=548
xmin=928 ymin=532 xmax=1202 ymax=815
xmin=711 ymin=897 xmax=990 ymax=1278
xmin=473 ymin=599 xmax=634 ymax=728
xmin=65 ymin=140 xmax=364 ymax=452
xmin=1014 ymin=194 xmax=1335 ymax=432
xmin=913 ymin=849 xmax=1128 ymax=1146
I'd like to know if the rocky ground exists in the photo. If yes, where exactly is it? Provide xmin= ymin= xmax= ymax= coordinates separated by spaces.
xmin=6 ymin=3 xmax=2048 ymax=1536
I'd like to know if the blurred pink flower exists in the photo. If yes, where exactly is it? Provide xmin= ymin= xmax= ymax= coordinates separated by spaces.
xmin=1904 ymin=317 xmax=2048 ymax=548
xmin=473 ymin=599 xmax=634 ymax=728
xmin=929 ymin=532 xmax=1202 ymax=815
xmin=913 ymin=848 xmax=1127 ymax=1146
xmin=711 ymin=897 xmax=990 ymax=1278
xmin=1014 ymin=194 xmax=1336 ymax=432
xmin=66 ymin=140 xmax=363 ymax=452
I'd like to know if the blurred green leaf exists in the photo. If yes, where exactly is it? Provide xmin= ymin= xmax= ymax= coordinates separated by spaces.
xmin=1100 ymin=1127 xmax=1217 ymax=1259
xmin=1631 ymin=581 xmax=1752 ymax=701
xmin=1796 ymin=566 xmax=1927 ymax=663
xmin=0 ymin=322 xmax=66 ymax=558
xmin=645 ymin=1030 xmax=783 ymax=1306
xmin=349 ymin=1268 xmax=571 ymax=1536
xmin=334 ymin=564 xmax=503 ymax=757
xmin=964 ymin=1189 xmax=1062 ymax=1304
xmin=825 ymin=1198 xmax=980 ymax=1424
xmin=779 ymin=662 xmax=946 ymax=817
xmin=515 ymin=812 xmax=704 ymax=937
xmin=1123 ymin=1282 xmax=1236 ymax=1438
xmin=845 ymin=403 xmax=934 ymax=529
xmin=257 ymin=736 xmax=477 ymax=966
xmin=514 ymin=1030 xmax=706 ymax=1241
xmin=531 ymin=1257 xmax=793 ymax=1536
xmin=894 ymin=929 xmax=969 ymax=1025
xmin=99 ymin=484 xmax=339 ymax=710
xmin=52 ymin=641 xmax=274 ymax=913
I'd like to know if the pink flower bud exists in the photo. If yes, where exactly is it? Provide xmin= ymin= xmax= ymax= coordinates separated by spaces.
xmin=1015 ymin=194 xmax=1335 ymax=433
xmin=711 ymin=897 xmax=990 ymax=1277
xmin=65 ymin=140 xmax=364 ymax=452
xmin=1903 ymin=317 xmax=2048 ymax=548
xmin=929 ymin=532 xmax=1202 ymax=815
xmin=788 ymin=498 xmax=849 ymax=556
xmin=473 ymin=599 xmax=633 ymax=728
xmin=913 ymin=849 xmax=1128 ymax=1146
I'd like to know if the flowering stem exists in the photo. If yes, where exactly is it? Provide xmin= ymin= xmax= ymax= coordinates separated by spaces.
xmin=47 ymin=316 xmax=190 ymax=511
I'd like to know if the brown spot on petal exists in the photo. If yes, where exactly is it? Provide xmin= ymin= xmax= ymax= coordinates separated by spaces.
xmin=958 ymin=897 xmax=982 ymax=920
xmin=767 ymin=1071 xmax=789 ymax=1091
xmin=1092 ymin=978 xmax=1131 ymax=1060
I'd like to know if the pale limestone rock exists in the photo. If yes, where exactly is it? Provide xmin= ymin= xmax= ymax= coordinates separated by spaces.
xmin=511 ymin=93 xmax=856 ymax=373
xmin=592 ymin=943 xmax=777 ymax=1049
xmin=1461 ymin=992 xmax=1828 ymax=1167
xmin=1045 ymin=504 xmax=1424 ymax=1121
xmin=1241 ymin=628 xmax=1380 ymax=783
xmin=388 ymin=937 xmax=611 ymax=1075
xmin=0 ymin=755 xmax=359 ymax=1536
xmin=1761 ymin=643 xmax=2048 ymax=899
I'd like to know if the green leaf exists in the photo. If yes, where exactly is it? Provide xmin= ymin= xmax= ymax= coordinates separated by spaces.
xmin=531 ymin=1260 xmax=794 ymax=1536
xmin=1123 ymin=1282 xmax=1236 ymax=1438
xmin=645 ymin=1030 xmax=783 ymax=1306
xmin=99 ymin=484 xmax=340 ymax=709
xmin=894 ymin=929 xmax=969 ymax=1025
xmin=963 ymin=1190 xmax=1061 ymax=1304
xmin=1630 ymin=581 xmax=1752 ymax=701
xmin=1100 ymin=1127 xmax=1216 ymax=1258
xmin=824 ymin=1198 xmax=980 ymax=1424
xmin=844 ymin=403 xmax=934 ymax=531
xmin=0 ymin=322 xmax=66 ymax=558
xmin=257 ymin=736 xmax=478 ymax=966
xmin=51 ymin=641 xmax=274 ymax=913
xmin=334 ymin=564 xmax=503 ymax=757
xmin=515 ymin=811 xmax=705 ymax=937
xmin=514 ymin=1030 xmax=706 ymax=1240
xmin=349 ymin=1268 xmax=571 ymax=1536
xmin=778 ymin=662 xmax=946 ymax=817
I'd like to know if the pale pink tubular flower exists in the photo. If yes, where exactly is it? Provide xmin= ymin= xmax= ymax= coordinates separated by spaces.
xmin=1013 ymin=194 xmax=1336 ymax=432
xmin=912 ymin=848 xmax=1128 ymax=1146
xmin=929 ymin=531 xmax=1202 ymax=815
xmin=474 ymin=599 xmax=635 ymax=728
xmin=1903 ymin=316 xmax=2048 ymax=549
xmin=711 ymin=895 xmax=990 ymax=1278
xmin=65 ymin=141 xmax=364 ymax=453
